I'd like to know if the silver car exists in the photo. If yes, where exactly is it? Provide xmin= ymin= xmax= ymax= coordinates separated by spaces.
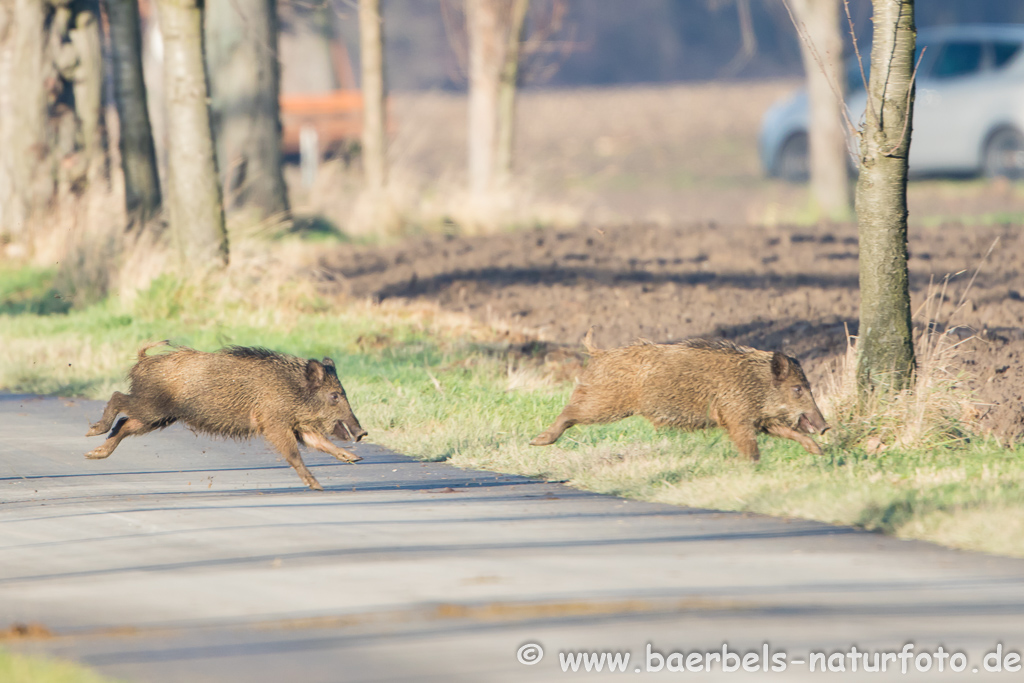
xmin=760 ymin=24 xmax=1024 ymax=181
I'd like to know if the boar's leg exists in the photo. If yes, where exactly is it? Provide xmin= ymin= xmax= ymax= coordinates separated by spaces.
xmin=722 ymin=419 xmax=761 ymax=461
xmin=530 ymin=409 xmax=579 ymax=446
xmin=262 ymin=426 xmax=324 ymax=491
xmin=766 ymin=424 xmax=823 ymax=455
xmin=86 ymin=391 xmax=131 ymax=437
xmin=85 ymin=417 xmax=157 ymax=459
xmin=298 ymin=430 xmax=362 ymax=463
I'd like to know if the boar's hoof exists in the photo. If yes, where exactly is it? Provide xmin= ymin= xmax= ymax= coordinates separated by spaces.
xmin=805 ymin=439 xmax=823 ymax=456
xmin=307 ymin=479 xmax=324 ymax=491
xmin=85 ymin=424 xmax=108 ymax=437
xmin=338 ymin=453 xmax=362 ymax=463
xmin=529 ymin=433 xmax=557 ymax=447
xmin=84 ymin=447 xmax=112 ymax=459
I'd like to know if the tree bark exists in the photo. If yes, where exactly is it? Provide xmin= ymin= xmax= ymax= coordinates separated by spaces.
xmin=62 ymin=0 xmax=108 ymax=187
xmin=466 ymin=0 xmax=502 ymax=197
xmin=359 ymin=0 xmax=386 ymax=191
xmin=158 ymin=0 xmax=228 ymax=269
xmin=0 ymin=0 xmax=52 ymax=245
xmin=855 ymin=0 xmax=916 ymax=391
xmin=494 ymin=0 xmax=527 ymax=186
xmin=104 ymin=0 xmax=162 ymax=223
xmin=790 ymin=0 xmax=851 ymax=218
xmin=205 ymin=0 xmax=289 ymax=221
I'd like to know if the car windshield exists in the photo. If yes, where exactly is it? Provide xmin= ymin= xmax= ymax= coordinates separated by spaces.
xmin=994 ymin=41 xmax=1022 ymax=69
xmin=931 ymin=41 xmax=984 ymax=79
xmin=841 ymin=32 xmax=1022 ymax=94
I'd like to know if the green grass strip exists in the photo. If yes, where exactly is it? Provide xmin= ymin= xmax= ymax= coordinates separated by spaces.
xmin=2 ymin=265 xmax=1023 ymax=558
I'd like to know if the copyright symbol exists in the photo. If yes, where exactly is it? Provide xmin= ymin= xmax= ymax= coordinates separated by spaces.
xmin=517 ymin=642 xmax=544 ymax=665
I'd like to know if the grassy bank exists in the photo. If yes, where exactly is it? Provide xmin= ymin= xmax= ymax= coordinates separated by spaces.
xmin=0 ymin=649 xmax=117 ymax=683
xmin=2 ymin=264 xmax=1023 ymax=558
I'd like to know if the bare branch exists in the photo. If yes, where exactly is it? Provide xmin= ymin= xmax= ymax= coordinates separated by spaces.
xmin=843 ymin=0 xmax=878 ymax=133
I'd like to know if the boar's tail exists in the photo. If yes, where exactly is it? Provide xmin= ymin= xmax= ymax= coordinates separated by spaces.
xmin=137 ymin=340 xmax=172 ymax=360
xmin=581 ymin=327 xmax=601 ymax=355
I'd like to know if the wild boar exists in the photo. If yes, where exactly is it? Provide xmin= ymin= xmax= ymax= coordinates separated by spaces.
xmin=85 ymin=341 xmax=368 ymax=490
xmin=530 ymin=332 xmax=829 ymax=460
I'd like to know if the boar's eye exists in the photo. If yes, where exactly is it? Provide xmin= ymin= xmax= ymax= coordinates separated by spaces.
xmin=792 ymin=386 xmax=803 ymax=397
xmin=328 ymin=391 xmax=341 ymax=404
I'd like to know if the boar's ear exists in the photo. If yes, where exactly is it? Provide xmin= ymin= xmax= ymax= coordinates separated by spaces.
xmin=306 ymin=359 xmax=326 ymax=391
xmin=770 ymin=351 xmax=791 ymax=386
xmin=321 ymin=357 xmax=336 ymax=369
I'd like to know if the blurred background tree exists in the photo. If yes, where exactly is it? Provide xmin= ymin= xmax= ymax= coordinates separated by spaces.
xmin=105 ymin=0 xmax=162 ymax=227
xmin=0 ymin=0 xmax=108 ymax=254
xmin=359 ymin=0 xmax=387 ymax=193
xmin=157 ymin=0 xmax=228 ymax=269
xmin=205 ymin=0 xmax=290 ymax=224
xmin=788 ymin=0 xmax=852 ymax=219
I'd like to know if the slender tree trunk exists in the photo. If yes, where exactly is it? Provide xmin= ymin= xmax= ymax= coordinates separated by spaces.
xmin=359 ymin=0 xmax=386 ymax=191
xmin=494 ymin=0 xmax=527 ymax=186
xmin=158 ymin=0 xmax=228 ymax=269
xmin=722 ymin=0 xmax=756 ymax=76
xmin=205 ymin=0 xmax=289 ymax=221
xmin=104 ymin=0 xmax=162 ymax=223
xmin=0 ymin=0 xmax=52 ymax=245
xmin=790 ymin=0 xmax=851 ymax=218
xmin=466 ymin=0 xmax=502 ymax=197
xmin=0 ymin=0 xmax=11 ymax=242
xmin=63 ymin=0 xmax=108 ymax=187
xmin=856 ymin=0 xmax=916 ymax=391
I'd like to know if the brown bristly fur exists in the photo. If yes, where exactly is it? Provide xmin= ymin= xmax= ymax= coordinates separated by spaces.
xmin=85 ymin=344 xmax=368 ymax=490
xmin=532 ymin=336 xmax=830 ymax=460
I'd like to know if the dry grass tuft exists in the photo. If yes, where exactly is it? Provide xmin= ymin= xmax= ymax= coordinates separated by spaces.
xmin=505 ymin=359 xmax=555 ymax=393
xmin=820 ymin=258 xmax=993 ymax=453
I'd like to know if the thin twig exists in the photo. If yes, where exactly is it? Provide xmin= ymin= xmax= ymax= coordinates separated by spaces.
xmin=843 ymin=0 xmax=878 ymax=133
xmin=956 ymin=237 xmax=999 ymax=310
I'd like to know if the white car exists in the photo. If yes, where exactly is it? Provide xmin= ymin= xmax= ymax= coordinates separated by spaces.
xmin=760 ymin=24 xmax=1024 ymax=181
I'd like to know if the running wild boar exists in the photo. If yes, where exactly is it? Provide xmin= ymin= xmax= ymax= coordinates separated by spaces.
xmin=531 ymin=332 xmax=829 ymax=460
xmin=85 ymin=342 xmax=367 ymax=490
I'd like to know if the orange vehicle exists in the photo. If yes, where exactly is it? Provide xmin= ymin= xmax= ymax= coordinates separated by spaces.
xmin=136 ymin=0 xmax=364 ymax=161
xmin=278 ymin=31 xmax=364 ymax=160
xmin=279 ymin=90 xmax=363 ymax=159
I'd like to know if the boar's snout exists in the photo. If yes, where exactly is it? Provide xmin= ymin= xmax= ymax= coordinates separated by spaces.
xmin=333 ymin=419 xmax=367 ymax=443
xmin=797 ymin=410 xmax=829 ymax=435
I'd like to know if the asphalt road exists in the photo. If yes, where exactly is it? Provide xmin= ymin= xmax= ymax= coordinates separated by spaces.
xmin=2 ymin=393 xmax=1023 ymax=681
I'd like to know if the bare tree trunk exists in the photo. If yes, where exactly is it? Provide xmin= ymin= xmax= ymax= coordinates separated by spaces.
xmin=359 ymin=0 xmax=386 ymax=191
xmin=856 ymin=0 xmax=916 ymax=391
xmin=466 ymin=0 xmax=502 ymax=197
xmin=790 ymin=0 xmax=851 ymax=218
xmin=205 ymin=0 xmax=289 ymax=221
xmin=141 ymin=4 xmax=167 ymax=189
xmin=61 ymin=0 xmax=108 ymax=187
xmin=158 ymin=0 xmax=228 ymax=269
xmin=722 ymin=0 xmax=756 ymax=76
xmin=494 ymin=0 xmax=527 ymax=186
xmin=0 ymin=0 xmax=52 ymax=247
xmin=0 ymin=0 xmax=11 ymax=244
xmin=104 ymin=0 xmax=162 ymax=223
